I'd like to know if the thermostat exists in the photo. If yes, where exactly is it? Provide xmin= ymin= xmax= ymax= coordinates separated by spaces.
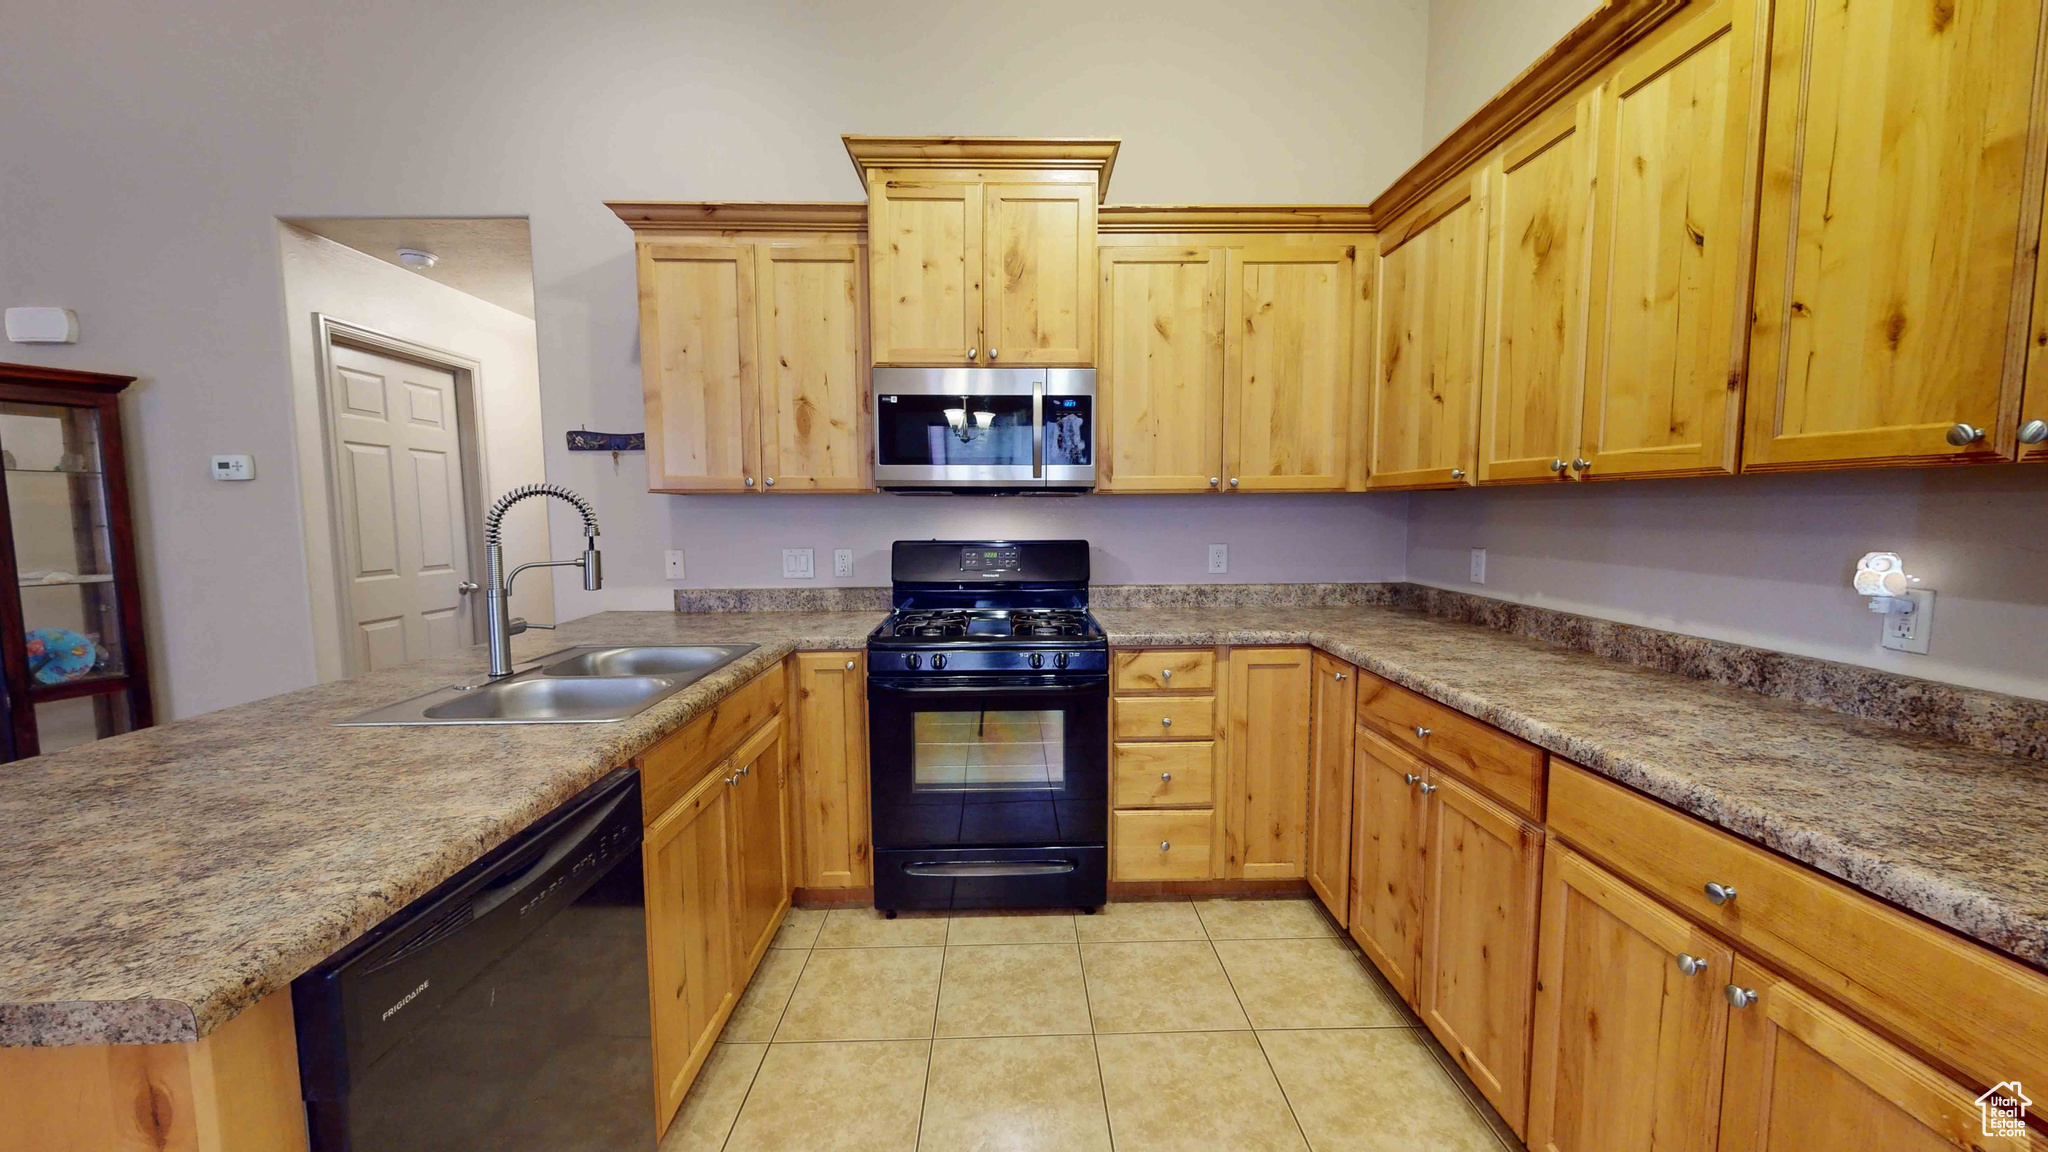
xmin=210 ymin=454 xmax=255 ymax=481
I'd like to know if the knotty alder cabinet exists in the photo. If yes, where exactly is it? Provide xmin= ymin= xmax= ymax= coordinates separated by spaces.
xmin=790 ymin=651 xmax=872 ymax=890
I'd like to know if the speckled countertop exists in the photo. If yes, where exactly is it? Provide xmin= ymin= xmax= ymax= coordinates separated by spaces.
xmin=7 ymin=602 xmax=2047 ymax=1048
xmin=1096 ymin=605 xmax=2048 ymax=971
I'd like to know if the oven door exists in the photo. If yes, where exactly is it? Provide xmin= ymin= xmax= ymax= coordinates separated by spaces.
xmin=872 ymin=367 xmax=1094 ymax=489
xmin=867 ymin=673 xmax=1108 ymax=851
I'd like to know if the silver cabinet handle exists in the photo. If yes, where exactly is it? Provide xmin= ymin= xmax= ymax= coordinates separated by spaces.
xmin=1725 ymin=984 xmax=1757 ymax=1009
xmin=1946 ymin=422 xmax=1987 ymax=446
xmin=1161 ymin=717 xmax=1172 ymax=727
xmin=1704 ymin=882 xmax=1738 ymax=905
xmin=1402 ymin=773 xmax=1421 ymax=786
xmin=1419 ymin=782 xmax=1438 ymax=795
xmin=1160 ymin=668 xmax=1172 ymax=680
xmin=1229 ymin=477 xmax=1240 ymax=487
xmin=968 ymin=347 xmax=978 ymax=360
xmin=457 ymin=581 xmax=479 ymax=595
xmin=725 ymin=773 xmax=740 ymax=787
xmin=1161 ymin=772 xmax=1172 ymax=782
xmin=1414 ymin=725 xmax=1431 ymax=738
xmin=2021 ymin=419 xmax=2048 ymax=445
xmin=1549 ymin=459 xmax=1567 ymax=472
xmin=1450 ymin=468 xmax=1466 ymax=480
xmin=846 ymin=659 xmax=856 ymax=670
xmin=988 ymin=348 xmax=998 ymax=360
xmin=739 ymin=764 xmax=750 ymax=776
xmin=1676 ymin=953 xmax=1707 ymax=976
xmin=764 ymin=476 xmax=776 ymax=487
xmin=1572 ymin=457 xmax=1592 ymax=471
xmin=1160 ymin=841 xmax=1171 ymax=852
xmin=744 ymin=476 xmax=755 ymax=486
xmin=1209 ymin=476 xmax=1221 ymax=487
xmin=1334 ymin=672 xmax=1348 ymax=681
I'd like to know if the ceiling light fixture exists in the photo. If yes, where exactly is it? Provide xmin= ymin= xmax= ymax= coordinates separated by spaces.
xmin=395 ymin=248 xmax=440 ymax=271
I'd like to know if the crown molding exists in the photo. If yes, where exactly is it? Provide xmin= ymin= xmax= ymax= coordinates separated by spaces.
xmin=843 ymin=136 xmax=1121 ymax=200
xmin=605 ymin=201 xmax=867 ymax=235
xmin=0 ymin=363 xmax=134 ymax=393
xmin=1098 ymin=205 xmax=1376 ymax=234
xmin=1370 ymin=0 xmax=1691 ymax=224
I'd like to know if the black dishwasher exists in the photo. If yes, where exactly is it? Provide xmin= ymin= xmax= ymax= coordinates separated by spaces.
xmin=292 ymin=767 xmax=651 ymax=1152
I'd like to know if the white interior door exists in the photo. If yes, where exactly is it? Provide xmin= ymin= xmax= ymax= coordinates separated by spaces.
xmin=328 ymin=343 xmax=475 ymax=672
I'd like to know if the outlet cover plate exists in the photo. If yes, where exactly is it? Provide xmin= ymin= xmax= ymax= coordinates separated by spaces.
xmin=1208 ymin=544 xmax=1228 ymax=574
xmin=782 ymin=548 xmax=814 ymax=580
xmin=665 ymin=550 xmax=685 ymax=580
xmin=1880 ymin=589 xmax=1935 ymax=653
xmin=834 ymin=548 xmax=854 ymax=578
xmin=1470 ymin=548 xmax=1487 ymax=585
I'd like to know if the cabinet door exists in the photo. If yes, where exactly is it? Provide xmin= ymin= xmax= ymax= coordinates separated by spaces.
xmin=638 ymin=243 xmax=759 ymax=492
xmin=1305 ymin=652 xmax=1356 ymax=924
xmin=756 ymin=244 xmax=871 ymax=491
xmin=1526 ymin=843 xmax=1732 ymax=1152
xmin=1744 ymin=0 xmax=2045 ymax=469
xmin=1479 ymin=99 xmax=1596 ymax=484
xmin=1224 ymin=647 xmax=1313 ymax=878
xmin=1580 ymin=0 xmax=1763 ymax=479
xmin=869 ymin=178 xmax=982 ymax=365
xmin=1224 ymin=246 xmax=1355 ymax=491
xmin=1369 ymin=175 xmax=1487 ymax=489
xmin=644 ymin=768 xmax=737 ymax=1129
xmin=1349 ymin=725 xmax=1427 ymax=1004
xmin=792 ymin=652 xmax=871 ymax=889
xmin=2022 ymin=161 xmax=2048 ymax=465
xmin=983 ymin=180 xmax=1095 ymax=366
xmin=729 ymin=716 xmax=792 ymax=974
xmin=1096 ymin=246 xmax=1227 ymax=492
xmin=1719 ymin=957 xmax=2045 ymax=1152
xmin=1419 ymin=769 xmax=1544 ymax=1136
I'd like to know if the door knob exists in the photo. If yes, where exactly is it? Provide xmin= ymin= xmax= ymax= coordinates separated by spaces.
xmin=1549 ymin=459 xmax=1567 ymax=472
xmin=457 ymin=581 xmax=479 ymax=595
xmin=2019 ymin=419 xmax=2047 ymax=445
xmin=1209 ymin=476 xmax=1220 ymax=487
xmin=1402 ymin=773 xmax=1421 ymax=786
xmin=1450 ymin=468 xmax=1466 ymax=480
xmin=1161 ymin=717 xmax=1172 ymax=727
xmin=1946 ymin=422 xmax=1987 ymax=446
xmin=1572 ymin=457 xmax=1592 ymax=471
xmin=1414 ymin=726 xmax=1431 ymax=738
xmin=1334 ymin=672 xmax=1348 ymax=681
xmin=1419 ymin=782 xmax=1438 ymax=795
xmin=1160 ymin=841 xmax=1171 ymax=852
xmin=1229 ymin=477 xmax=1240 ymax=487
xmin=1725 ymin=985 xmax=1757 ymax=1009
xmin=968 ymin=347 xmax=978 ymax=361
xmin=988 ymin=348 xmax=998 ymax=360
xmin=744 ymin=476 xmax=755 ymax=487
xmin=1704 ymin=882 xmax=1738 ymax=905
xmin=1161 ymin=772 xmax=1172 ymax=782
xmin=764 ymin=477 xmax=776 ymax=487
xmin=846 ymin=660 xmax=856 ymax=670
xmin=1675 ymin=953 xmax=1707 ymax=976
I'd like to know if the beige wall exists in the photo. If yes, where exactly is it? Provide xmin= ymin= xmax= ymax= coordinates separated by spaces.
xmin=0 ymin=0 xmax=1429 ymax=718
xmin=277 ymin=226 xmax=553 ymax=683
xmin=1424 ymin=0 xmax=1597 ymax=141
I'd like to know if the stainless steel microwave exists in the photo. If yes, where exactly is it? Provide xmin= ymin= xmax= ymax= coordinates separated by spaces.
xmin=873 ymin=367 xmax=1095 ymax=492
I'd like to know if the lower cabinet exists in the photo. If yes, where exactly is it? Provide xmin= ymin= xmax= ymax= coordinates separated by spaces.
xmin=1348 ymin=724 xmax=1427 ymax=1003
xmin=728 ymin=715 xmax=792 ymax=973
xmin=1223 ymin=647 xmax=1313 ymax=879
xmin=643 ymin=762 xmax=739 ymax=1126
xmin=1305 ymin=652 xmax=1356 ymax=922
xmin=791 ymin=652 xmax=871 ymax=890
xmin=1110 ymin=648 xmax=1222 ymax=881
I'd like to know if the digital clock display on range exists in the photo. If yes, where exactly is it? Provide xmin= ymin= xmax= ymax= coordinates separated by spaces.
xmin=959 ymin=546 xmax=1021 ymax=574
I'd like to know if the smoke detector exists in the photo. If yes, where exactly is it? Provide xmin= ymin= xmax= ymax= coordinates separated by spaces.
xmin=395 ymin=248 xmax=440 ymax=271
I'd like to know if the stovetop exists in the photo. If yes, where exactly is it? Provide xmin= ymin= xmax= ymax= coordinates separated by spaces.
xmin=870 ymin=607 xmax=1104 ymax=645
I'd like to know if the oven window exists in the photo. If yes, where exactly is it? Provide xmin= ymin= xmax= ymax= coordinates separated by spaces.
xmin=876 ymin=394 xmax=1037 ymax=467
xmin=913 ymin=710 xmax=1066 ymax=791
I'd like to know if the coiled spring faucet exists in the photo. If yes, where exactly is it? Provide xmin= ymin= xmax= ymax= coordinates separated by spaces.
xmin=483 ymin=483 xmax=602 ymax=678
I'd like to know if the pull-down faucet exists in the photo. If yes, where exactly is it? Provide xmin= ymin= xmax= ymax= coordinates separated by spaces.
xmin=482 ymin=483 xmax=602 ymax=678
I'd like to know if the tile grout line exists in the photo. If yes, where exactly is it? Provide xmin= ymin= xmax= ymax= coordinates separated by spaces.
xmin=714 ymin=935 xmax=810 ymax=1152
xmin=1207 ymin=925 xmax=1317 ymax=1152
xmin=1075 ymin=908 xmax=1119 ymax=1152
xmin=912 ymin=916 xmax=951 ymax=1152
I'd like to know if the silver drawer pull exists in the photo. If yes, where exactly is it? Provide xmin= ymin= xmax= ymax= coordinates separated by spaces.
xmin=1675 ymin=953 xmax=1706 ymax=977
xmin=1161 ymin=772 xmax=1172 ymax=782
xmin=1161 ymin=717 xmax=1172 ymax=727
xmin=1704 ymin=882 xmax=1738 ymax=905
xmin=1414 ymin=725 xmax=1431 ymax=738
xmin=1160 ymin=841 xmax=1171 ymax=852
xmin=1160 ymin=668 xmax=1172 ymax=680
xmin=1402 ymin=773 xmax=1421 ymax=786
xmin=1725 ymin=984 xmax=1757 ymax=1009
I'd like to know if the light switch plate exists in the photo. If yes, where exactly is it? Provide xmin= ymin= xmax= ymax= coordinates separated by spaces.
xmin=209 ymin=454 xmax=255 ymax=481
xmin=782 ymin=548 xmax=814 ymax=579
xmin=665 ymin=550 xmax=685 ymax=580
xmin=834 ymin=548 xmax=854 ymax=578
xmin=1470 ymin=548 xmax=1487 ymax=585
xmin=1879 ymin=589 xmax=1935 ymax=653
xmin=1208 ymin=544 xmax=1228 ymax=574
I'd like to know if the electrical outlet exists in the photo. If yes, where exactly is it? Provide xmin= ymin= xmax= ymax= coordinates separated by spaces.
xmin=1470 ymin=548 xmax=1487 ymax=585
xmin=781 ymin=548 xmax=814 ymax=579
xmin=664 ymin=550 xmax=685 ymax=580
xmin=1880 ymin=589 xmax=1935 ymax=653
xmin=1208 ymin=544 xmax=1228 ymax=574
xmin=834 ymin=548 xmax=854 ymax=578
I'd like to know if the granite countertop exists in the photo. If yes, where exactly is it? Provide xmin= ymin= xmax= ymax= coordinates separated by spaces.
xmin=1097 ymin=605 xmax=2048 ymax=970
xmin=7 ymin=601 xmax=2046 ymax=1049
xmin=0 ymin=610 xmax=880 ymax=1048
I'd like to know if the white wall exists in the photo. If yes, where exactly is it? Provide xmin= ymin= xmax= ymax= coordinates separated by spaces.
xmin=0 ymin=0 xmax=1429 ymax=718
xmin=276 ymin=226 xmax=553 ymax=683
xmin=1424 ymin=0 xmax=1597 ymax=141
xmin=1407 ymin=467 xmax=2048 ymax=701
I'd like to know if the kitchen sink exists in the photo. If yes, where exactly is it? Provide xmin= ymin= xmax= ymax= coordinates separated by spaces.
xmin=332 ymin=644 xmax=757 ymax=726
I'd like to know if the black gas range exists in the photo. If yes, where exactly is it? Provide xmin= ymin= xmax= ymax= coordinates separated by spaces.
xmin=866 ymin=540 xmax=1109 ymax=913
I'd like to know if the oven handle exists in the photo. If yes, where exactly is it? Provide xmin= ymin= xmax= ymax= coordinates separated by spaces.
xmin=868 ymin=675 xmax=1107 ymax=697
xmin=1031 ymin=378 xmax=1044 ymax=479
xmin=902 ymin=860 xmax=1076 ymax=878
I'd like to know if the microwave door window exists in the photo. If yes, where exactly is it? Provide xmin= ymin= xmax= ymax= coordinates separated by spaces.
xmin=1043 ymin=396 xmax=1092 ymax=466
xmin=878 ymin=394 xmax=1036 ymax=467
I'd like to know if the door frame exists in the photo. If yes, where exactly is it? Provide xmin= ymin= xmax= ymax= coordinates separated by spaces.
xmin=306 ymin=314 xmax=494 ymax=677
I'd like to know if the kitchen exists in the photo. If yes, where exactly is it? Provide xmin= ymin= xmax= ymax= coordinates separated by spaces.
xmin=4 ymin=0 xmax=2048 ymax=1150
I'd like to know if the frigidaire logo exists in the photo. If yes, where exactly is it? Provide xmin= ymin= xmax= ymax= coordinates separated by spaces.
xmin=382 ymin=979 xmax=430 ymax=1021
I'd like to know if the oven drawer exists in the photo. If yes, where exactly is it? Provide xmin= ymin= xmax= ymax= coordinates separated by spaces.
xmin=1112 ymin=742 xmax=1216 ymax=808
xmin=1114 ymin=649 xmax=1216 ymax=693
xmin=1113 ymin=810 xmax=1215 ymax=881
xmin=1114 ymin=696 xmax=1215 ymax=741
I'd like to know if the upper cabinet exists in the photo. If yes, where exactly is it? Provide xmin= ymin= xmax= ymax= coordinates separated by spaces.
xmin=1097 ymin=245 xmax=1228 ymax=491
xmin=1744 ymin=0 xmax=2048 ymax=469
xmin=850 ymin=137 xmax=1115 ymax=367
xmin=611 ymin=203 xmax=872 ymax=494
xmin=1369 ymin=173 xmax=1488 ymax=489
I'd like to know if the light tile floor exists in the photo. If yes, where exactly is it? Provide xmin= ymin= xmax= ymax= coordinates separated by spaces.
xmin=659 ymin=898 xmax=1520 ymax=1152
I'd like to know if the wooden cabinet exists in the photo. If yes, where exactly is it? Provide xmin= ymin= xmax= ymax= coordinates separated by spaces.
xmin=868 ymin=178 xmax=982 ymax=365
xmin=1349 ymin=725 xmax=1428 ymax=1004
xmin=982 ymin=181 xmax=1097 ymax=365
xmin=1527 ymin=843 xmax=1733 ymax=1152
xmin=2023 ymin=173 xmax=2048 ymax=464
xmin=1355 ymin=668 xmax=1546 ymax=819
xmin=1223 ymin=647 xmax=1313 ymax=879
xmin=1305 ymin=652 xmax=1356 ymax=923
xmin=1478 ymin=99 xmax=1596 ymax=484
xmin=728 ymin=716 xmax=791 ymax=973
xmin=1577 ymin=0 xmax=1764 ymax=480
xmin=1418 ymin=770 xmax=1544 ymax=1135
xmin=611 ymin=205 xmax=871 ymax=494
xmin=643 ymin=764 xmax=737 ymax=1126
xmin=791 ymin=652 xmax=870 ymax=890
xmin=1112 ymin=809 xmax=1216 ymax=881
xmin=1097 ymin=246 xmax=1228 ymax=491
xmin=1225 ymin=245 xmax=1357 ymax=490
xmin=1368 ymin=172 xmax=1489 ymax=489
xmin=1111 ymin=647 xmax=1224 ymax=882
xmin=1743 ymin=0 xmax=2048 ymax=470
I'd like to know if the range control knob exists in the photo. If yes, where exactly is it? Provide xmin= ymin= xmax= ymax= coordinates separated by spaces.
xmin=906 ymin=654 xmax=922 ymax=670
xmin=1055 ymin=652 xmax=1070 ymax=670
xmin=1029 ymin=652 xmax=1045 ymax=669
xmin=932 ymin=654 xmax=948 ymax=671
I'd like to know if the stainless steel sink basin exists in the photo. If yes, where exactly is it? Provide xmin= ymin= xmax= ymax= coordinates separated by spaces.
xmin=419 ymin=675 xmax=680 ymax=722
xmin=539 ymin=644 xmax=756 ymax=679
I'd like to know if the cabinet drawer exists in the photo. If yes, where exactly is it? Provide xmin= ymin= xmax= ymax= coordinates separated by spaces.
xmin=1113 ymin=810 xmax=1215 ymax=881
xmin=1112 ymin=742 xmax=1216 ymax=808
xmin=1550 ymin=759 xmax=2048 ymax=1098
xmin=1356 ymin=670 xmax=1544 ymax=818
xmin=1114 ymin=648 xmax=1217 ymax=693
xmin=1114 ymin=696 xmax=1215 ymax=741
xmin=640 ymin=661 xmax=786 ymax=823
